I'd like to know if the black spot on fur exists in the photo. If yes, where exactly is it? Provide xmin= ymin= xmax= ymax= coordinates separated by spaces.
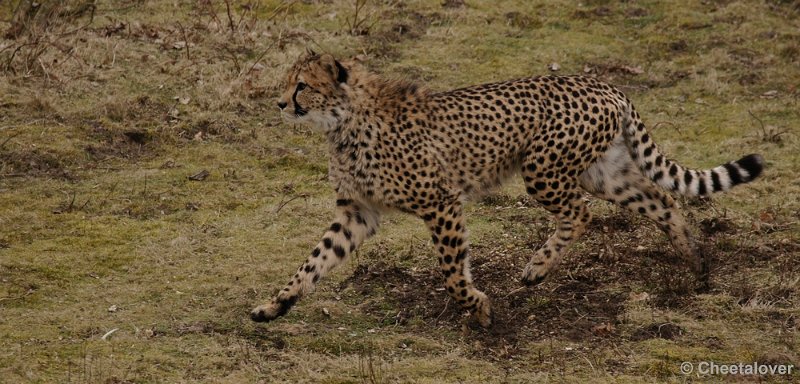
xmin=333 ymin=245 xmax=346 ymax=258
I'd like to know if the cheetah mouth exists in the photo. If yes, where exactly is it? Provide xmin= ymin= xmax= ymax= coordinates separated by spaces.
xmin=294 ymin=107 xmax=308 ymax=117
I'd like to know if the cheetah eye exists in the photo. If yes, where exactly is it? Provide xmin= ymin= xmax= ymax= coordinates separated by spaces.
xmin=296 ymin=82 xmax=307 ymax=91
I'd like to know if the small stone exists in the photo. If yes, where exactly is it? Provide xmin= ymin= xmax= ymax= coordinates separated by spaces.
xmin=760 ymin=90 xmax=778 ymax=99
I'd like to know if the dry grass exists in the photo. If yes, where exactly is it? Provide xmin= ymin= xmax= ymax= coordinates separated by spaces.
xmin=1 ymin=0 xmax=799 ymax=382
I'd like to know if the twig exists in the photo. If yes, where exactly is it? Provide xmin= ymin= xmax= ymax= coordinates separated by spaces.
xmin=747 ymin=110 xmax=766 ymax=137
xmin=221 ymin=45 xmax=241 ymax=74
xmin=224 ymin=0 xmax=235 ymax=34
xmin=651 ymin=121 xmax=678 ymax=134
xmin=244 ymin=40 xmax=277 ymax=77
xmin=274 ymin=193 xmax=309 ymax=213
xmin=234 ymin=1 xmax=251 ymax=31
xmin=0 ymin=289 xmax=34 ymax=302
xmin=579 ymin=353 xmax=596 ymax=372
xmin=748 ymin=109 xmax=791 ymax=143
xmin=98 ymin=182 xmax=119 ymax=210
xmin=66 ymin=190 xmax=76 ymax=211
xmin=54 ymin=3 xmax=95 ymax=37
xmin=101 ymin=328 xmax=119 ymax=341
xmin=265 ymin=0 xmax=298 ymax=23
xmin=0 ymin=131 xmax=21 ymax=149
xmin=4 ymin=40 xmax=38 ymax=73
xmin=503 ymin=286 xmax=526 ymax=298
xmin=434 ymin=297 xmax=451 ymax=324
xmin=78 ymin=197 xmax=91 ymax=211
xmin=177 ymin=21 xmax=190 ymax=61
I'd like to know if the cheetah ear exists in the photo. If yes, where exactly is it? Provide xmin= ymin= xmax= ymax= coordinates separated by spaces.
xmin=334 ymin=60 xmax=348 ymax=84
xmin=319 ymin=54 xmax=348 ymax=84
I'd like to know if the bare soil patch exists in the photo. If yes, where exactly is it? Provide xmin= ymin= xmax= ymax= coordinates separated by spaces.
xmin=340 ymin=209 xmax=797 ymax=362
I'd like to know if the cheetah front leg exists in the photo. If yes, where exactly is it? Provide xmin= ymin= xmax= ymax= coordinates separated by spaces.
xmin=251 ymin=198 xmax=379 ymax=323
xmin=422 ymin=201 xmax=492 ymax=327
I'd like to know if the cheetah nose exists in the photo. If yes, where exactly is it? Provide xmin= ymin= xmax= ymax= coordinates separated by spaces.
xmin=277 ymin=101 xmax=287 ymax=110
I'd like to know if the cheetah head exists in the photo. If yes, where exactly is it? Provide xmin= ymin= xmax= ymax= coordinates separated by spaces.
xmin=277 ymin=49 xmax=350 ymax=130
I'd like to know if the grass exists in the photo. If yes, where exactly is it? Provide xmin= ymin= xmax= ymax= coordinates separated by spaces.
xmin=1 ymin=0 xmax=798 ymax=382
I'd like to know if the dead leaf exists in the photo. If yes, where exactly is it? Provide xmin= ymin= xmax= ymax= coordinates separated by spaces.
xmin=188 ymin=170 xmax=210 ymax=181
xmin=622 ymin=65 xmax=644 ymax=75
xmin=442 ymin=0 xmax=465 ymax=8
xmin=591 ymin=322 xmax=616 ymax=337
xmin=629 ymin=292 xmax=650 ymax=302
xmin=160 ymin=160 xmax=178 ymax=169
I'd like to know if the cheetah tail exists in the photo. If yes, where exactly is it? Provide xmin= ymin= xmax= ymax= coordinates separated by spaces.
xmin=620 ymin=103 xmax=764 ymax=197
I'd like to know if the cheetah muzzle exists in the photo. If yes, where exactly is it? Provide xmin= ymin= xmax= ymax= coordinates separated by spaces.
xmin=251 ymin=50 xmax=764 ymax=328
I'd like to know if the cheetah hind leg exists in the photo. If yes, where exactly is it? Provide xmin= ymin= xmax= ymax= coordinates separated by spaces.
xmin=578 ymin=141 xmax=709 ymax=290
xmin=519 ymin=177 xmax=592 ymax=286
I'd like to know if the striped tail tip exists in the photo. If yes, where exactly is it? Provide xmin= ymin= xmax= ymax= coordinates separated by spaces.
xmin=733 ymin=153 xmax=764 ymax=183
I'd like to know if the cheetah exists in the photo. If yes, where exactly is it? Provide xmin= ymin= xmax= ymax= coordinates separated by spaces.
xmin=251 ymin=51 xmax=764 ymax=327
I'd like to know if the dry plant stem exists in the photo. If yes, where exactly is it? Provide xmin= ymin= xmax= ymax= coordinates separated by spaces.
xmin=274 ymin=193 xmax=309 ymax=214
xmin=224 ymin=0 xmax=235 ymax=34
xmin=244 ymin=40 xmax=277 ymax=77
xmin=177 ymin=21 xmax=190 ymax=61
xmin=265 ymin=0 xmax=298 ymax=23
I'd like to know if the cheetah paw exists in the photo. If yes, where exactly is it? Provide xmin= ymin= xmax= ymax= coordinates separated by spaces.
xmin=250 ymin=296 xmax=298 ymax=323
xmin=472 ymin=292 xmax=493 ymax=328
xmin=521 ymin=262 xmax=550 ymax=286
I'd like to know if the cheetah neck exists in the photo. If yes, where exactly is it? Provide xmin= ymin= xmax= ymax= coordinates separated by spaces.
xmin=323 ymin=72 xmax=428 ymax=199
xmin=325 ymin=73 xmax=427 ymax=147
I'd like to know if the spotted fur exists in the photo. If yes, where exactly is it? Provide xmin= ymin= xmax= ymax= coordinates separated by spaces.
xmin=250 ymin=51 xmax=764 ymax=327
